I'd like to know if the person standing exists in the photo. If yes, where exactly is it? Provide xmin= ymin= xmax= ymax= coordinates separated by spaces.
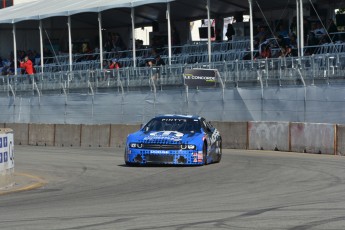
xmin=109 ymin=59 xmax=121 ymax=69
xmin=20 ymin=55 xmax=34 ymax=75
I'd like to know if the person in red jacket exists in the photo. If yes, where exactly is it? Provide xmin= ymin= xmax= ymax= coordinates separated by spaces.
xmin=20 ymin=55 xmax=34 ymax=75
xmin=109 ymin=59 xmax=121 ymax=70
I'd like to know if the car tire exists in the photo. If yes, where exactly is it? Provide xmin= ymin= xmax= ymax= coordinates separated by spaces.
xmin=203 ymin=143 xmax=208 ymax=165
xmin=217 ymin=140 xmax=222 ymax=163
xmin=125 ymin=162 xmax=134 ymax=167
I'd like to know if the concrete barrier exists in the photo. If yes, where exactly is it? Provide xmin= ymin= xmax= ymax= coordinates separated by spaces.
xmin=248 ymin=122 xmax=289 ymax=151
xmin=110 ymin=124 xmax=141 ymax=148
xmin=336 ymin=125 xmax=345 ymax=156
xmin=81 ymin=124 xmax=111 ymax=147
xmin=212 ymin=122 xmax=247 ymax=149
xmin=2 ymin=122 xmax=342 ymax=157
xmin=29 ymin=124 xmax=55 ymax=146
xmin=55 ymin=124 xmax=81 ymax=147
xmin=5 ymin=123 xmax=29 ymax=146
xmin=290 ymin=123 xmax=335 ymax=155
xmin=0 ymin=128 xmax=14 ymax=189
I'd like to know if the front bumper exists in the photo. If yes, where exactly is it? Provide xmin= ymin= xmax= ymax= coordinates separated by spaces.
xmin=125 ymin=148 xmax=204 ymax=165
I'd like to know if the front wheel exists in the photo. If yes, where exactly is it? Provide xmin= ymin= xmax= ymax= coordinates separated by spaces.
xmin=203 ymin=143 xmax=208 ymax=165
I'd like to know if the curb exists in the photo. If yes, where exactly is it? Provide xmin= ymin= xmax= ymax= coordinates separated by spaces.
xmin=0 ymin=173 xmax=46 ymax=196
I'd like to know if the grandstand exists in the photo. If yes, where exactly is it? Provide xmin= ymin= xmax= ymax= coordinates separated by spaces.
xmin=0 ymin=0 xmax=345 ymax=125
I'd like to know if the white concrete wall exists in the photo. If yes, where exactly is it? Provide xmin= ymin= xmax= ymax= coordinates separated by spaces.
xmin=0 ymin=128 xmax=14 ymax=189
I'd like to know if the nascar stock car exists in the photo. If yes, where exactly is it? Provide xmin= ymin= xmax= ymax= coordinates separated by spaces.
xmin=124 ymin=115 xmax=222 ymax=166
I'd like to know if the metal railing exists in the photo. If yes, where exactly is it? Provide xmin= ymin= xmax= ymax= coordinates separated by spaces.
xmin=1 ymin=51 xmax=345 ymax=96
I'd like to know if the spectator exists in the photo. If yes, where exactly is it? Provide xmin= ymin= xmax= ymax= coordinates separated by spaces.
xmin=111 ymin=32 xmax=126 ymax=51
xmin=146 ymin=59 xmax=155 ymax=67
xmin=276 ymin=23 xmax=289 ymax=37
xmin=313 ymin=22 xmax=326 ymax=39
xmin=279 ymin=45 xmax=293 ymax=58
xmin=260 ymin=43 xmax=271 ymax=59
xmin=303 ymin=18 xmax=311 ymax=42
xmin=274 ymin=35 xmax=287 ymax=49
xmin=289 ymin=33 xmax=298 ymax=49
xmin=256 ymin=25 xmax=269 ymax=43
xmin=103 ymin=60 xmax=110 ymax=69
xmin=155 ymin=55 xmax=165 ymax=66
xmin=306 ymin=32 xmax=319 ymax=55
xmin=20 ymin=55 xmax=34 ymax=75
xmin=225 ymin=24 xmax=235 ymax=41
xmin=109 ymin=59 xmax=121 ymax=70
xmin=104 ymin=32 xmax=113 ymax=52
xmin=146 ymin=58 xmax=160 ymax=82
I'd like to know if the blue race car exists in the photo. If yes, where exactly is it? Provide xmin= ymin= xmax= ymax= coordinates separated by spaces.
xmin=125 ymin=115 xmax=222 ymax=166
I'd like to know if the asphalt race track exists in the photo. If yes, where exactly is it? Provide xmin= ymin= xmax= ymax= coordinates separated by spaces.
xmin=1 ymin=146 xmax=345 ymax=230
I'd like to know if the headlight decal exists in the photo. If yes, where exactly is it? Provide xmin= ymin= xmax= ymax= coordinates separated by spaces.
xmin=187 ymin=144 xmax=196 ymax=150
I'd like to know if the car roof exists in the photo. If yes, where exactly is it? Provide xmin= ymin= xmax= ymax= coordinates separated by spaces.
xmin=154 ymin=114 xmax=201 ymax=120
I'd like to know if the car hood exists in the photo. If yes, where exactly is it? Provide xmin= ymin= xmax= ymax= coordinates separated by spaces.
xmin=129 ymin=130 xmax=203 ymax=144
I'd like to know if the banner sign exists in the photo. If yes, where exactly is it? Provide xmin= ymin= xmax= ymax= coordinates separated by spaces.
xmin=0 ymin=129 xmax=14 ymax=172
xmin=183 ymin=69 xmax=218 ymax=87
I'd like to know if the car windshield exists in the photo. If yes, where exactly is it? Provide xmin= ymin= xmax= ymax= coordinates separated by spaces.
xmin=143 ymin=117 xmax=201 ymax=134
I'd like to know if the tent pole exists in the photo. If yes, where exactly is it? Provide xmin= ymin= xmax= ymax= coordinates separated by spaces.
xmin=206 ymin=0 xmax=211 ymax=64
xmin=249 ymin=0 xmax=254 ymax=60
xmin=39 ymin=20 xmax=44 ymax=75
xmin=131 ymin=7 xmax=136 ymax=68
xmin=68 ymin=16 xmax=73 ymax=72
xmin=296 ymin=0 xmax=301 ymax=57
xmin=167 ymin=2 xmax=172 ymax=66
xmin=13 ymin=23 xmax=18 ymax=76
xmin=98 ymin=12 xmax=103 ymax=70
xmin=299 ymin=0 xmax=304 ymax=57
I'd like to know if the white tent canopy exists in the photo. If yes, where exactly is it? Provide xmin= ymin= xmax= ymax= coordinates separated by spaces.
xmin=0 ymin=0 xmax=173 ymax=24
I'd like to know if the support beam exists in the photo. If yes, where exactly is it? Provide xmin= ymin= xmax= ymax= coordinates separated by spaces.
xmin=131 ymin=7 xmax=136 ymax=68
xmin=39 ymin=20 xmax=44 ymax=75
xmin=67 ymin=16 xmax=73 ymax=72
xmin=167 ymin=2 xmax=172 ymax=66
xmin=299 ymin=0 xmax=304 ymax=57
xmin=13 ymin=24 xmax=17 ymax=75
xmin=98 ymin=12 xmax=103 ymax=70
xmin=207 ymin=0 xmax=211 ymax=64
xmin=296 ymin=0 xmax=301 ymax=57
xmin=249 ymin=0 xmax=254 ymax=60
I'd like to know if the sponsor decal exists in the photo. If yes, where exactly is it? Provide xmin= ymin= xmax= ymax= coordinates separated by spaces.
xmin=184 ymin=75 xmax=216 ymax=81
xmin=183 ymin=69 xmax=218 ymax=87
xmin=144 ymin=131 xmax=184 ymax=142
xmin=193 ymin=158 xmax=198 ymax=163
xmin=161 ymin=118 xmax=187 ymax=122
xmin=198 ymin=153 xmax=203 ymax=160
xmin=3 ymin=137 xmax=7 ymax=148
xmin=4 ymin=152 xmax=7 ymax=162
xmin=150 ymin=150 xmax=169 ymax=154
xmin=210 ymin=130 xmax=220 ymax=145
